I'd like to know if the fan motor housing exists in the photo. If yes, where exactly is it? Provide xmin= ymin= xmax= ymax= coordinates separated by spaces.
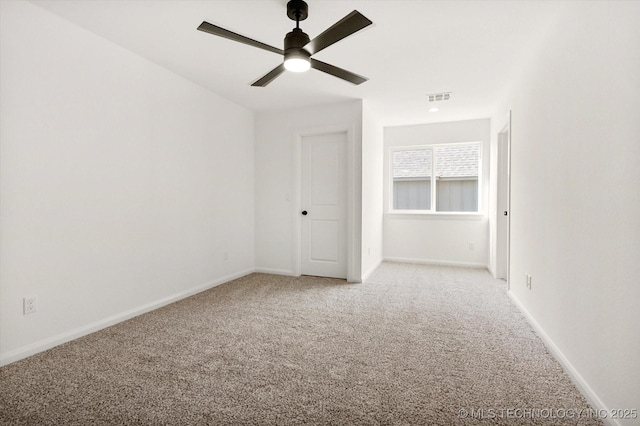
xmin=284 ymin=28 xmax=311 ymax=62
xmin=284 ymin=28 xmax=310 ymax=50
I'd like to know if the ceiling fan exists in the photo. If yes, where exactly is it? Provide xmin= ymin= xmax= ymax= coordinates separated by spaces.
xmin=197 ymin=0 xmax=372 ymax=87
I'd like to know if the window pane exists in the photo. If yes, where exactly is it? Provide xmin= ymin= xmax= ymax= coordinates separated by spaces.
xmin=436 ymin=178 xmax=478 ymax=211
xmin=394 ymin=178 xmax=431 ymax=209
xmin=392 ymin=149 xmax=432 ymax=210
xmin=435 ymin=145 xmax=479 ymax=212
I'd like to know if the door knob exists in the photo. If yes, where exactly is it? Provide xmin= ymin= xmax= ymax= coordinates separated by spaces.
xmin=301 ymin=210 xmax=308 ymax=216
xmin=503 ymin=211 xmax=508 ymax=216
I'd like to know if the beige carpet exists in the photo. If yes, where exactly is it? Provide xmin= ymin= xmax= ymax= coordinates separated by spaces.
xmin=0 ymin=263 xmax=601 ymax=425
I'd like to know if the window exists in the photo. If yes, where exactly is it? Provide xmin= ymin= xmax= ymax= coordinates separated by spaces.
xmin=391 ymin=142 xmax=481 ymax=213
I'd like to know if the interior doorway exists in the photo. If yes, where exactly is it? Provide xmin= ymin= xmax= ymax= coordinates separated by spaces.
xmin=496 ymin=113 xmax=511 ymax=285
xmin=299 ymin=131 xmax=348 ymax=279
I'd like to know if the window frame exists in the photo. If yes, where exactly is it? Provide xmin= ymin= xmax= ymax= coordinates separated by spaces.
xmin=388 ymin=141 xmax=483 ymax=216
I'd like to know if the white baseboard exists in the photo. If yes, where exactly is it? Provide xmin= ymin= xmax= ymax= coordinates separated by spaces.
xmin=361 ymin=259 xmax=383 ymax=283
xmin=384 ymin=256 xmax=487 ymax=269
xmin=487 ymin=265 xmax=496 ymax=278
xmin=253 ymin=267 xmax=298 ymax=276
xmin=508 ymin=292 xmax=620 ymax=426
xmin=0 ymin=268 xmax=254 ymax=367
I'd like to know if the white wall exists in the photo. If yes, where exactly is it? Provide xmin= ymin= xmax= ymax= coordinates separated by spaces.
xmin=490 ymin=2 xmax=640 ymax=423
xmin=0 ymin=1 xmax=255 ymax=364
xmin=383 ymin=119 xmax=490 ymax=267
xmin=254 ymin=101 xmax=363 ymax=281
xmin=361 ymin=102 xmax=384 ymax=281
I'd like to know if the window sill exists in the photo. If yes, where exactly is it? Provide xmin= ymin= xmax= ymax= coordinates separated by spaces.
xmin=385 ymin=211 xmax=486 ymax=220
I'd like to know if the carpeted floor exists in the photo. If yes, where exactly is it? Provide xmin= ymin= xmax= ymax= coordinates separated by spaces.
xmin=0 ymin=263 xmax=602 ymax=425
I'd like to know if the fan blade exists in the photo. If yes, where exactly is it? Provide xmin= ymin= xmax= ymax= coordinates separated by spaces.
xmin=305 ymin=10 xmax=372 ymax=55
xmin=251 ymin=63 xmax=286 ymax=87
xmin=310 ymin=59 xmax=368 ymax=85
xmin=197 ymin=21 xmax=284 ymax=55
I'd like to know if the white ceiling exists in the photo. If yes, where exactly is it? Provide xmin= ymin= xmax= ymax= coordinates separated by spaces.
xmin=30 ymin=0 xmax=566 ymax=126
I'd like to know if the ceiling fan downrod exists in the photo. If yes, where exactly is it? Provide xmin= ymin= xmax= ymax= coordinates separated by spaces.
xmin=287 ymin=0 xmax=309 ymax=24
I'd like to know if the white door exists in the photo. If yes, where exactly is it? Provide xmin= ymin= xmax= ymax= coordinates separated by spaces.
xmin=496 ymin=126 xmax=510 ymax=282
xmin=301 ymin=132 xmax=348 ymax=279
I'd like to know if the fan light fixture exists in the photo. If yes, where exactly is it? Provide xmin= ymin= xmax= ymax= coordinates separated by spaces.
xmin=284 ymin=58 xmax=310 ymax=72
xmin=284 ymin=52 xmax=311 ymax=72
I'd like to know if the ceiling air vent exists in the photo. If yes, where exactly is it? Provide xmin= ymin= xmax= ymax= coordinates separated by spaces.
xmin=427 ymin=92 xmax=452 ymax=102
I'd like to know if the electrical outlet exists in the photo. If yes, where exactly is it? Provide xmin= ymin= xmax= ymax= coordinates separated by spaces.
xmin=526 ymin=274 xmax=532 ymax=290
xmin=223 ymin=251 xmax=229 ymax=261
xmin=23 ymin=296 xmax=38 ymax=315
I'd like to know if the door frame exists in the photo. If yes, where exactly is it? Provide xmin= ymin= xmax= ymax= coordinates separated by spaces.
xmin=292 ymin=124 xmax=358 ymax=282
xmin=496 ymin=111 xmax=512 ymax=288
